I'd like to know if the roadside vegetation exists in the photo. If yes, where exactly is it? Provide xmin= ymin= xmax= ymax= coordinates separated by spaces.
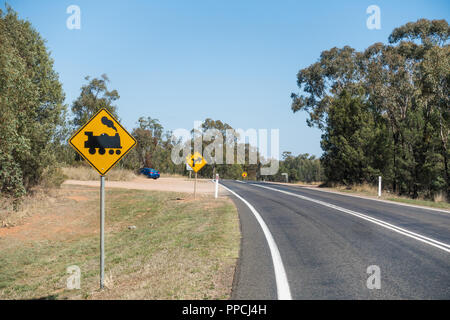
xmin=61 ymin=165 xmax=136 ymax=182
xmin=0 ymin=6 xmax=263 ymax=210
xmin=0 ymin=7 xmax=66 ymax=200
xmin=0 ymin=5 xmax=448 ymax=215
xmin=265 ymin=152 xmax=323 ymax=184
xmin=0 ymin=185 xmax=240 ymax=299
xmin=291 ymin=19 xmax=449 ymax=202
xmin=321 ymin=183 xmax=450 ymax=210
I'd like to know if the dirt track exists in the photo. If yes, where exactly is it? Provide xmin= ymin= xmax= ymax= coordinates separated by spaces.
xmin=63 ymin=176 xmax=229 ymax=195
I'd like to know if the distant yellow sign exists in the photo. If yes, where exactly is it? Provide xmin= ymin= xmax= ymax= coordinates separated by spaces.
xmin=69 ymin=108 xmax=137 ymax=176
xmin=242 ymin=172 xmax=247 ymax=178
xmin=186 ymin=152 xmax=207 ymax=173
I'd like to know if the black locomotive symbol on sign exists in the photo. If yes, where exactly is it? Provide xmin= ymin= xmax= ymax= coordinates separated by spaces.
xmin=85 ymin=132 xmax=122 ymax=155
xmin=84 ymin=116 xmax=122 ymax=155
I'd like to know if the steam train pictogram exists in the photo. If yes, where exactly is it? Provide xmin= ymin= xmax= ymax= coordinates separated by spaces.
xmin=84 ymin=132 xmax=122 ymax=155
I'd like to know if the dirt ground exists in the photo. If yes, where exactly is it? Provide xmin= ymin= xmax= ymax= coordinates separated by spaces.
xmin=63 ymin=176 xmax=229 ymax=195
xmin=0 ymin=182 xmax=239 ymax=300
xmin=0 ymin=186 xmax=99 ymax=241
xmin=1 ymin=177 xmax=228 ymax=240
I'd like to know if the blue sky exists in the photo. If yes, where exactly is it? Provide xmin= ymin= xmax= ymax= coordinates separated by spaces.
xmin=4 ymin=0 xmax=450 ymax=157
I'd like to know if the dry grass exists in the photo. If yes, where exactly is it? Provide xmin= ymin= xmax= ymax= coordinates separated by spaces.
xmin=0 ymin=185 xmax=240 ymax=300
xmin=0 ymin=188 xmax=61 ymax=228
xmin=293 ymin=181 xmax=322 ymax=186
xmin=61 ymin=166 xmax=136 ymax=181
xmin=323 ymin=183 xmax=450 ymax=210
xmin=433 ymin=192 xmax=447 ymax=203
xmin=332 ymin=183 xmax=379 ymax=196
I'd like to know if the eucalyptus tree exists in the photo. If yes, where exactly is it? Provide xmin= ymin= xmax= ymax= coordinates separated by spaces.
xmin=291 ymin=19 xmax=449 ymax=199
xmin=0 ymin=6 xmax=66 ymax=198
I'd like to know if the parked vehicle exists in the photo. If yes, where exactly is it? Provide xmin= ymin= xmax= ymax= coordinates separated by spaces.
xmin=139 ymin=168 xmax=160 ymax=179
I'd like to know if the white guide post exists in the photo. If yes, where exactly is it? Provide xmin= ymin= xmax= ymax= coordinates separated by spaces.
xmin=378 ymin=176 xmax=382 ymax=197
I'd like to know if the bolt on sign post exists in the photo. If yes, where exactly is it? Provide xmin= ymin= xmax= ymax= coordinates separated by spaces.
xmin=68 ymin=108 xmax=137 ymax=289
xmin=186 ymin=152 xmax=207 ymax=199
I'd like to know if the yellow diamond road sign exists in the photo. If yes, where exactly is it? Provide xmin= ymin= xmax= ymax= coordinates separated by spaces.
xmin=242 ymin=172 xmax=247 ymax=178
xmin=186 ymin=152 xmax=207 ymax=173
xmin=69 ymin=108 xmax=137 ymax=176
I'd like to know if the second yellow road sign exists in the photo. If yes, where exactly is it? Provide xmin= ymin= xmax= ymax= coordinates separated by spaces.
xmin=186 ymin=152 xmax=207 ymax=173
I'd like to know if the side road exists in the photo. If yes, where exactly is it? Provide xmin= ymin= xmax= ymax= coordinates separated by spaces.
xmin=64 ymin=177 xmax=230 ymax=195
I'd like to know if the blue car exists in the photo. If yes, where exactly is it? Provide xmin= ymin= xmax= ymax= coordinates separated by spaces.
xmin=139 ymin=168 xmax=160 ymax=179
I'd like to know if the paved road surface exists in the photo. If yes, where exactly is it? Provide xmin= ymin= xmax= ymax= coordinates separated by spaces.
xmin=221 ymin=180 xmax=450 ymax=299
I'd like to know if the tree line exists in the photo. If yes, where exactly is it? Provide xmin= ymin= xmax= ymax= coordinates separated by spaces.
xmin=291 ymin=19 xmax=449 ymax=200
xmin=0 ymin=5 xmax=272 ymax=201
xmin=1 ymin=7 xmax=447 ymax=203
xmin=1 ymin=7 xmax=66 ymax=200
xmin=266 ymin=152 xmax=323 ymax=183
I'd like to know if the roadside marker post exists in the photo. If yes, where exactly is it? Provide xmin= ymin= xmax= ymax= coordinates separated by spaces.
xmin=378 ymin=176 xmax=382 ymax=197
xmin=68 ymin=108 xmax=136 ymax=290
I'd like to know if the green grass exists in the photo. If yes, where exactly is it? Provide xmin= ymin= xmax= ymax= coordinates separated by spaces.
xmin=0 ymin=186 xmax=240 ymax=299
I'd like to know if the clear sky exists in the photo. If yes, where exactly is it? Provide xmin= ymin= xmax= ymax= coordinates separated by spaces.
xmin=4 ymin=0 xmax=450 ymax=157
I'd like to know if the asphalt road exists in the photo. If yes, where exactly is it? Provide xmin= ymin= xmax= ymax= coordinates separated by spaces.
xmin=221 ymin=180 xmax=450 ymax=300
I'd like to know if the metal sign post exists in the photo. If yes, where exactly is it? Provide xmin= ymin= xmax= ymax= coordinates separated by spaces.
xmin=100 ymin=175 xmax=105 ymax=289
xmin=68 ymin=108 xmax=137 ymax=290
xmin=186 ymin=152 xmax=207 ymax=200
xmin=194 ymin=172 xmax=197 ymax=199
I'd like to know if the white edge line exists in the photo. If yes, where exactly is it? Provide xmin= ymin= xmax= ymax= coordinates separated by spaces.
xmin=257 ymin=181 xmax=449 ymax=214
xmin=220 ymin=183 xmax=292 ymax=300
xmin=253 ymin=184 xmax=450 ymax=254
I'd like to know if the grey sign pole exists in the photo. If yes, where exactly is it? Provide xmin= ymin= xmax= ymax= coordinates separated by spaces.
xmin=100 ymin=175 xmax=105 ymax=289
xmin=194 ymin=172 xmax=197 ymax=199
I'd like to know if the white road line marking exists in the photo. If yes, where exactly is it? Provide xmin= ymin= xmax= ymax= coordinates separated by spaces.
xmin=251 ymin=184 xmax=450 ymax=254
xmin=258 ymin=181 xmax=449 ymax=214
xmin=220 ymin=183 xmax=292 ymax=300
